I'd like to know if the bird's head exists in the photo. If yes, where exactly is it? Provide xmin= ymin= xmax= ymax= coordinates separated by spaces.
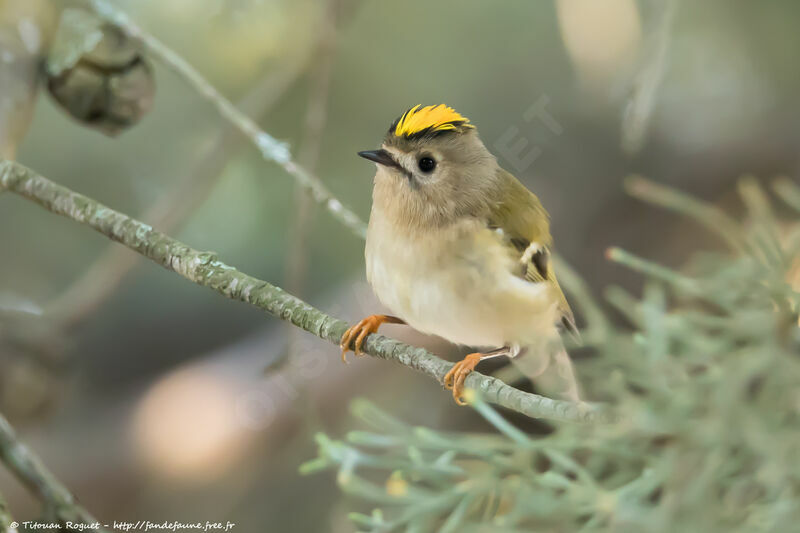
xmin=359 ymin=104 xmax=499 ymax=228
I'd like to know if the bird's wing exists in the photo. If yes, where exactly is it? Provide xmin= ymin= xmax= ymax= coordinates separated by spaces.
xmin=487 ymin=169 xmax=579 ymax=342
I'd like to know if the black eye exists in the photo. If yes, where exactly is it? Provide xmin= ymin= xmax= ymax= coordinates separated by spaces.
xmin=417 ymin=156 xmax=436 ymax=173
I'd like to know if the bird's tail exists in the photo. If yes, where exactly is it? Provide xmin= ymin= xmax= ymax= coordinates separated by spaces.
xmin=510 ymin=338 xmax=581 ymax=402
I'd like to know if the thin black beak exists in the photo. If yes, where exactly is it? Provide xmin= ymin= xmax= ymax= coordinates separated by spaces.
xmin=358 ymin=149 xmax=401 ymax=170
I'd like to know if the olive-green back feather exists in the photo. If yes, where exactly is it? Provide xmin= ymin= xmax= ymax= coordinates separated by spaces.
xmin=488 ymin=170 xmax=578 ymax=339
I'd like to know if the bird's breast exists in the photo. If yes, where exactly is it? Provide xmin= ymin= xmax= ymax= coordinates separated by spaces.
xmin=364 ymin=214 xmax=559 ymax=348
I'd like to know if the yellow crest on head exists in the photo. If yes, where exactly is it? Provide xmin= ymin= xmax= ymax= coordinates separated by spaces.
xmin=392 ymin=104 xmax=474 ymax=138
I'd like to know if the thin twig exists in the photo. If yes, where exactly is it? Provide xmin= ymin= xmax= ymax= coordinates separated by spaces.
xmin=286 ymin=0 xmax=340 ymax=300
xmin=87 ymin=0 xmax=367 ymax=239
xmin=0 ymin=490 xmax=16 ymax=532
xmin=773 ymin=176 xmax=800 ymax=213
xmin=284 ymin=0 xmax=343 ymax=366
xmin=605 ymin=247 xmax=701 ymax=294
xmin=0 ymin=411 xmax=103 ymax=529
xmin=625 ymin=175 xmax=745 ymax=253
xmin=46 ymin=53 xmax=312 ymax=329
xmin=0 ymin=160 xmax=606 ymax=424
xmin=0 ymin=0 xmax=56 ymax=159
xmin=621 ymin=0 xmax=679 ymax=155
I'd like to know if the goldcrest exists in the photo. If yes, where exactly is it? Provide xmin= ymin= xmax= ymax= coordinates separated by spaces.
xmin=341 ymin=104 xmax=580 ymax=404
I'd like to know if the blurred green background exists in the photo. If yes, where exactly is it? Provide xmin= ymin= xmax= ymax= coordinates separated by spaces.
xmin=1 ymin=0 xmax=799 ymax=531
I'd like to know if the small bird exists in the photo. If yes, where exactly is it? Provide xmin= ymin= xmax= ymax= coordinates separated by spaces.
xmin=341 ymin=104 xmax=581 ymax=404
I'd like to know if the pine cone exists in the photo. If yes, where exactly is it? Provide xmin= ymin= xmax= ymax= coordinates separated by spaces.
xmin=46 ymin=10 xmax=155 ymax=136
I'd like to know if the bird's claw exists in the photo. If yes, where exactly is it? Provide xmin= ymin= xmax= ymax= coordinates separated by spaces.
xmin=443 ymin=352 xmax=483 ymax=405
xmin=340 ymin=315 xmax=385 ymax=363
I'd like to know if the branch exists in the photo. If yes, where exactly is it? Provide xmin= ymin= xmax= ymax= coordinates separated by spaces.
xmin=86 ymin=0 xmax=368 ymax=239
xmin=0 ymin=160 xmax=607 ymax=424
xmin=0 ymin=412 xmax=102 ymax=528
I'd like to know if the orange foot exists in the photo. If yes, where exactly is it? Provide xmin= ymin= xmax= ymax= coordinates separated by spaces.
xmin=443 ymin=353 xmax=485 ymax=405
xmin=340 ymin=315 xmax=405 ymax=363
